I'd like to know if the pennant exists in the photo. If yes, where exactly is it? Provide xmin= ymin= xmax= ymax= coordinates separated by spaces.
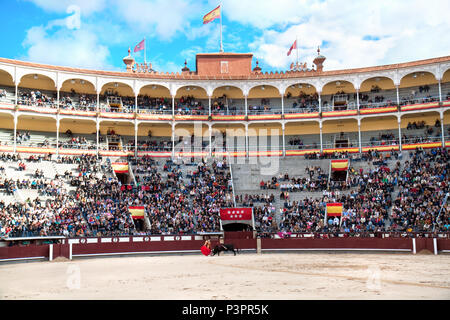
xmin=203 ymin=5 xmax=221 ymax=24
xmin=134 ymin=39 xmax=145 ymax=53
xmin=287 ymin=40 xmax=297 ymax=56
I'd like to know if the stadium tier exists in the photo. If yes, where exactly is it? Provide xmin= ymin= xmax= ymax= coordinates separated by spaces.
xmin=0 ymin=51 xmax=449 ymax=241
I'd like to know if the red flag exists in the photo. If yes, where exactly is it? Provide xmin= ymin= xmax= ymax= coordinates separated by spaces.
xmin=134 ymin=39 xmax=145 ymax=53
xmin=220 ymin=208 xmax=252 ymax=221
xmin=287 ymin=40 xmax=297 ymax=56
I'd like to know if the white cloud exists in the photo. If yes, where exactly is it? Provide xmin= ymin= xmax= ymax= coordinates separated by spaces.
xmin=25 ymin=0 xmax=107 ymax=15
xmin=22 ymin=23 xmax=113 ymax=70
xmin=113 ymin=0 xmax=205 ymax=40
xmin=232 ymin=0 xmax=450 ymax=71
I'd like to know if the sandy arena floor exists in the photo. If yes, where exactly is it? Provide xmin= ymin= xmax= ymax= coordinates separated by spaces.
xmin=0 ymin=252 xmax=449 ymax=300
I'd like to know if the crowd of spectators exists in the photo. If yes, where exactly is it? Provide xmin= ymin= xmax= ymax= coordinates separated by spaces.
xmin=18 ymin=90 xmax=56 ymax=108
xmin=0 ymin=146 xmax=449 ymax=238
xmin=286 ymin=91 xmax=319 ymax=113
xmin=59 ymin=93 xmax=96 ymax=111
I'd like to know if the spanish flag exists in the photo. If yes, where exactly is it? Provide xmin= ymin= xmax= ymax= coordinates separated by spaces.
xmin=129 ymin=206 xmax=145 ymax=220
xmin=326 ymin=203 xmax=343 ymax=217
xmin=203 ymin=5 xmax=221 ymax=24
xmin=331 ymin=159 xmax=349 ymax=171
xmin=111 ymin=162 xmax=129 ymax=174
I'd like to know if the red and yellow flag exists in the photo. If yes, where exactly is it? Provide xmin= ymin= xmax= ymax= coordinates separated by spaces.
xmin=326 ymin=203 xmax=343 ymax=217
xmin=203 ymin=5 xmax=221 ymax=24
xmin=331 ymin=159 xmax=349 ymax=171
xmin=129 ymin=206 xmax=145 ymax=220
xmin=111 ymin=162 xmax=129 ymax=174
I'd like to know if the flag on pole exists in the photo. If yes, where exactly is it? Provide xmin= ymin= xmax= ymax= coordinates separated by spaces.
xmin=203 ymin=5 xmax=221 ymax=24
xmin=287 ymin=40 xmax=297 ymax=56
xmin=326 ymin=203 xmax=343 ymax=217
xmin=129 ymin=206 xmax=145 ymax=220
xmin=134 ymin=39 xmax=145 ymax=53
xmin=331 ymin=159 xmax=349 ymax=171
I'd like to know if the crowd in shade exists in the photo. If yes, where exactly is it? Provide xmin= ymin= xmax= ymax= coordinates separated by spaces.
xmin=59 ymin=93 xmax=97 ymax=111
xmin=286 ymin=91 xmax=320 ymax=112
xmin=0 ymin=147 xmax=449 ymax=238
xmin=125 ymin=138 xmax=172 ymax=152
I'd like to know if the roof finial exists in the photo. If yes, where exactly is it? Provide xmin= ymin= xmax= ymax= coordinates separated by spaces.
xmin=128 ymin=47 xmax=131 ymax=55
xmin=317 ymin=46 xmax=320 ymax=56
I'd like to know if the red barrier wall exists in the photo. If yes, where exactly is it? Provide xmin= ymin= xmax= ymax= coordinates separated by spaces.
xmin=2 ymin=237 xmax=450 ymax=262
xmin=415 ymin=238 xmax=435 ymax=253
xmin=223 ymin=239 xmax=257 ymax=250
xmin=437 ymin=239 xmax=450 ymax=251
xmin=261 ymin=238 xmax=413 ymax=251
xmin=0 ymin=244 xmax=49 ymax=260
xmin=72 ymin=240 xmax=205 ymax=256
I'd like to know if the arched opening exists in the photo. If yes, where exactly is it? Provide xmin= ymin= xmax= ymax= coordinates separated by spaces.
xmin=0 ymin=113 xmax=14 ymax=146
xmin=400 ymin=111 xmax=442 ymax=145
xmin=442 ymin=69 xmax=450 ymax=102
xmin=173 ymin=123 xmax=209 ymax=155
xmin=16 ymin=115 xmax=57 ymax=148
xmin=99 ymin=120 xmax=135 ymax=151
xmin=248 ymin=123 xmax=282 ymax=152
xmin=138 ymin=84 xmax=172 ymax=114
xmin=211 ymin=123 xmax=246 ymax=154
xmin=360 ymin=116 xmax=399 ymax=148
xmin=359 ymin=76 xmax=397 ymax=109
xmin=175 ymin=85 xmax=208 ymax=115
xmin=100 ymin=82 xmax=135 ymax=113
xmin=60 ymin=79 xmax=97 ymax=112
xmin=444 ymin=109 xmax=450 ymax=142
xmin=284 ymin=83 xmax=319 ymax=114
xmin=59 ymin=118 xmax=97 ymax=150
xmin=134 ymin=123 xmax=172 ymax=153
xmin=399 ymin=71 xmax=438 ymax=106
xmin=247 ymin=85 xmax=281 ymax=115
xmin=321 ymin=80 xmax=356 ymax=111
xmin=284 ymin=121 xmax=320 ymax=150
xmin=0 ymin=70 xmax=15 ymax=105
xmin=18 ymin=74 xmax=57 ymax=109
xmin=322 ymin=118 xmax=359 ymax=149
xmin=211 ymin=86 xmax=245 ymax=115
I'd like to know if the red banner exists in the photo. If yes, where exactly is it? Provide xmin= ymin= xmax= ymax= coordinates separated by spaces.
xmin=220 ymin=208 xmax=252 ymax=221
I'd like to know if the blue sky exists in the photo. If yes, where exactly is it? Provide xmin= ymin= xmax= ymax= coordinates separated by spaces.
xmin=1 ymin=0 xmax=449 ymax=74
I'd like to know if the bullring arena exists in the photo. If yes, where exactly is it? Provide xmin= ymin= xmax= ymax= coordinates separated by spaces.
xmin=1 ymin=34 xmax=450 ymax=301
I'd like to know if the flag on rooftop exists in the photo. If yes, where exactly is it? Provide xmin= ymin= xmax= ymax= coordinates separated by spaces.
xmin=203 ymin=5 xmax=221 ymax=24
xmin=287 ymin=40 xmax=297 ymax=56
xmin=134 ymin=39 xmax=145 ymax=53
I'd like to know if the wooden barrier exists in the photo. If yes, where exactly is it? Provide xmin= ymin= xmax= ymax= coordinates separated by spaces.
xmin=1 ymin=236 xmax=449 ymax=262
xmin=260 ymin=238 xmax=413 ymax=252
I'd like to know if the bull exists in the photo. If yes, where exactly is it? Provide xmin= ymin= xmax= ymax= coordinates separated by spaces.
xmin=211 ymin=244 xmax=239 ymax=256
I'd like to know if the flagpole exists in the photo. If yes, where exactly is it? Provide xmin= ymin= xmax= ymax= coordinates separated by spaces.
xmin=144 ymin=37 xmax=146 ymax=64
xmin=220 ymin=2 xmax=223 ymax=52
xmin=296 ymin=35 xmax=299 ymax=70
